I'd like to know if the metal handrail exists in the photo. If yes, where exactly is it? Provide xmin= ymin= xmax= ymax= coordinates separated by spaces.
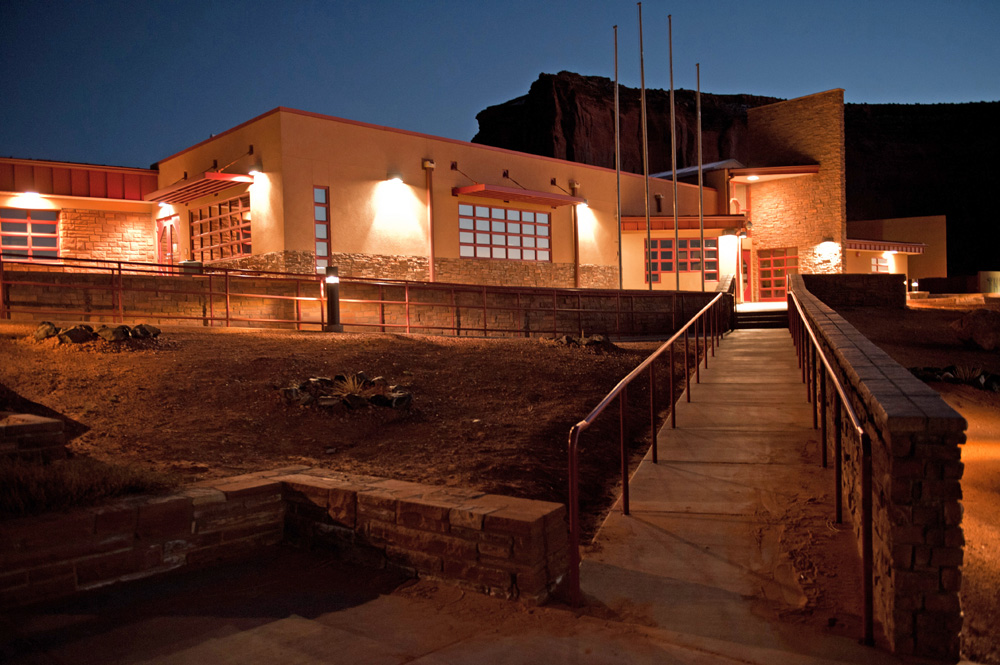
xmin=788 ymin=289 xmax=874 ymax=647
xmin=565 ymin=291 xmax=726 ymax=604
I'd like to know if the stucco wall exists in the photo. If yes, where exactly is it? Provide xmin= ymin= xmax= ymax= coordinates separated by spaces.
xmin=847 ymin=216 xmax=948 ymax=280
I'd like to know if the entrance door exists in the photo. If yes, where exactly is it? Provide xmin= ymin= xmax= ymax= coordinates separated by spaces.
xmin=741 ymin=249 xmax=752 ymax=302
xmin=758 ymin=247 xmax=798 ymax=301
xmin=156 ymin=216 xmax=178 ymax=272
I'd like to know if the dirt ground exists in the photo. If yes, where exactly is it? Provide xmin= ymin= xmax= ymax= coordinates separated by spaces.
xmin=838 ymin=305 xmax=1000 ymax=664
xmin=0 ymin=323 xmax=679 ymax=537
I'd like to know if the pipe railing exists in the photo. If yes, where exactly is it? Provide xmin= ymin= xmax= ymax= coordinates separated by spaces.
xmin=788 ymin=289 xmax=875 ymax=647
xmin=0 ymin=254 xmax=720 ymax=340
xmin=565 ymin=292 xmax=727 ymax=605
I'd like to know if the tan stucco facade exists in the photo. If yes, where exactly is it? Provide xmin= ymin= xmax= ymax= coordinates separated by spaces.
xmin=847 ymin=216 xmax=947 ymax=280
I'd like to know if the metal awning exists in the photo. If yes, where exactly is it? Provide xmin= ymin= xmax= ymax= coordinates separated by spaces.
xmin=621 ymin=214 xmax=747 ymax=231
xmin=846 ymin=238 xmax=926 ymax=255
xmin=452 ymin=183 xmax=585 ymax=208
xmin=144 ymin=172 xmax=254 ymax=205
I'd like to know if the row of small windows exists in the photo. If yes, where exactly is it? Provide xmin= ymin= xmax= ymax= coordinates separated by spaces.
xmin=645 ymin=238 xmax=719 ymax=282
xmin=458 ymin=204 xmax=551 ymax=262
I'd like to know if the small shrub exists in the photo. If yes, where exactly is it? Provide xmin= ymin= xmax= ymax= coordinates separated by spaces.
xmin=953 ymin=365 xmax=983 ymax=383
xmin=332 ymin=375 xmax=378 ymax=398
xmin=0 ymin=456 xmax=177 ymax=519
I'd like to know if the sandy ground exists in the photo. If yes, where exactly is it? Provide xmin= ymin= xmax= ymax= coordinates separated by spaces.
xmin=838 ymin=305 xmax=1000 ymax=664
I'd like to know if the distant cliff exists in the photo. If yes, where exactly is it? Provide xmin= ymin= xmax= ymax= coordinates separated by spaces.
xmin=473 ymin=71 xmax=1000 ymax=276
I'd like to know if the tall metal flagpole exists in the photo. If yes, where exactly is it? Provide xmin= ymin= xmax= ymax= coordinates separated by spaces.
xmin=697 ymin=63 xmax=705 ymax=292
xmin=669 ymin=14 xmax=680 ymax=291
xmin=639 ymin=3 xmax=652 ymax=290
xmin=615 ymin=25 xmax=623 ymax=290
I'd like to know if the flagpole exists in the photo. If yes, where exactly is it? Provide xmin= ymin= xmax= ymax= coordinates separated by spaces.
xmin=639 ymin=3 xmax=652 ymax=290
xmin=697 ymin=63 xmax=705 ymax=292
xmin=615 ymin=25 xmax=623 ymax=290
xmin=669 ymin=14 xmax=679 ymax=291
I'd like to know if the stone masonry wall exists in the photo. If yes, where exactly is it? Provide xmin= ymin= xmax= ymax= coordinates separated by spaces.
xmin=790 ymin=274 xmax=965 ymax=659
xmin=2 ymin=267 xmax=713 ymax=338
xmin=0 ymin=467 xmax=568 ymax=610
xmin=802 ymin=273 xmax=907 ymax=309
xmin=59 ymin=208 xmax=156 ymax=265
xmin=747 ymin=91 xmax=846 ymax=300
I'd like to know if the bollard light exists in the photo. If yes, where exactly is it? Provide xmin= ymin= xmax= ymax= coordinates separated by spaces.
xmin=324 ymin=266 xmax=343 ymax=332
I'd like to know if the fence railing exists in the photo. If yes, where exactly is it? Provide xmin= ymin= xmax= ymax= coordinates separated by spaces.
xmin=788 ymin=289 xmax=875 ymax=647
xmin=565 ymin=292 xmax=729 ymax=604
xmin=0 ymin=254 xmax=725 ymax=339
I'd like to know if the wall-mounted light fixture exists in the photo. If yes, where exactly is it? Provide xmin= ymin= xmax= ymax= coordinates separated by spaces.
xmin=422 ymin=159 xmax=435 ymax=170
xmin=386 ymin=170 xmax=403 ymax=183
xmin=746 ymin=175 xmax=760 ymax=181
xmin=654 ymin=193 xmax=663 ymax=213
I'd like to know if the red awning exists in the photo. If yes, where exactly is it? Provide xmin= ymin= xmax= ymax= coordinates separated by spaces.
xmin=846 ymin=239 xmax=926 ymax=255
xmin=621 ymin=215 xmax=747 ymax=231
xmin=452 ymin=183 xmax=585 ymax=208
xmin=144 ymin=172 xmax=254 ymax=205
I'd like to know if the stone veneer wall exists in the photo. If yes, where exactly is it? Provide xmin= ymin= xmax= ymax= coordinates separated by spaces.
xmin=0 ymin=467 xmax=567 ymax=610
xmin=59 ymin=208 xmax=156 ymax=265
xmin=802 ymin=273 xmax=907 ymax=309
xmin=212 ymin=250 xmax=317 ymax=275
xmin=747 ymin=90 xmax=846 ymax=300
xmin=789 ymin=274 xmax=965 ymax=659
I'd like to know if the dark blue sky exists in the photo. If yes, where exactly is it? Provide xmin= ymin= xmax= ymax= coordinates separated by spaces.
xmin=3 ymin=0 xmax=998 ymax=169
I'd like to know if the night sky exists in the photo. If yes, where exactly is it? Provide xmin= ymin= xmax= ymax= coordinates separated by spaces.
xmin=3 ymin=0 xmax=998 ymax=169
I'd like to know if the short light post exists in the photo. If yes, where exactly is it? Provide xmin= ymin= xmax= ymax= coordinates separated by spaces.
xmin=324 ymin=266 xmax=343 ymax=332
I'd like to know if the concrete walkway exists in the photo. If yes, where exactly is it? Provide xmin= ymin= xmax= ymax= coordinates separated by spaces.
xmin=581 ymin=328 xmax=920 ymax=664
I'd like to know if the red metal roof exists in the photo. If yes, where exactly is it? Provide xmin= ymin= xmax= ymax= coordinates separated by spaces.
xmin=0 ymin=157 xmax=158 ymax=201
xmin=144 ymin=172 xmax=254 ymax=205
xmin=452 ymin=183 xmax=586 ymax=208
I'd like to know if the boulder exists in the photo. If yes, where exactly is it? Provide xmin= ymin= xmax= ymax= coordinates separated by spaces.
xmin=97 ymin=325 xmax=132 ymax=342
xmin=33 ymin=321 xmax=59 ymax=341
xmin=57 ymin=325 xmax=95 ymax=344
xmin=131 ymin=323 xmax=161 ymax=339
xmin=950 ymin=309 xmax=1000 ymax=351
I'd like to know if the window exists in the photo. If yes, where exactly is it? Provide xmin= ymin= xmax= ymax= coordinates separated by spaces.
xmin=189 ymin=194 xmax=251 ymax=263
xmin=645 ymin=238 xmax=719 ymax=283
xmin=458 ymin=203 xmax=550 ymax=262
xmin=314 ymin=186 xmax=331 ymax=270
xmin=0 ymin=208 xmax=59 ymax=259
xmin=758 ymin=247 xmax=798 ymax=300
xmin=871 ymin=257 xmax=889 ymax=273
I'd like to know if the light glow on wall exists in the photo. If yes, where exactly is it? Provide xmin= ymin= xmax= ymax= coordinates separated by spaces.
xmin=8 ymin=192 xmax=57 ymax=210
xmin=370 ymin=178 xmax=423 ymax=248
xmin=576 ymin=203 xmax=597 ymax=245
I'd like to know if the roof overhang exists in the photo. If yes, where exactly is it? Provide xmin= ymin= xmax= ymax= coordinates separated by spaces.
xmin=144 ymin=172 xmax=254 ymax=205
xmin=846 ymin=238 xmax=926 ymax=255
xmin=621 ymin=214 xmax=747 ymax=231
xmin=452 ymin=183 xmax=585 ymax=208
xmin=729 ymin=165 xmax=820 ymax=184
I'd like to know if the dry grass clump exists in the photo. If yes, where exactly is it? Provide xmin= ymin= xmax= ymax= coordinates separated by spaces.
xmin=0 ymin=456 xmax=177 ymax=519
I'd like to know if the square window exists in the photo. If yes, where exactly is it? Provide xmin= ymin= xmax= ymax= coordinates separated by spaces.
xmin=0 ymin=208 xmax=29 ymax=220
xmin=522 ymin=212 xmax=534 ymax=223
xmin=507 ymin=210 xmax=520 ymax=221
xmin=492 ymin=208 xmax=505 ymax=219
xmin=476 ymin=219 xmax=490 ymax=231
xmin=508 ymin=236 xmax=521 ymax=247
xmin=508 ymin=248 xmax=521 ymax=260
xmin=315 ymin=224 xmax=328 ymax=239
xmin=538 ymin=238 xmax=549 ymax=249
xmin=32 ymin=210 xmax=59 ymax=221
xmin=538 ymin=250 xmax=549 ymax=261
xmin=492 ymin=234 xmax=505 ymax=246
xmin=460 ymin=245 xmax=475 ymax=257
xmin=459 ymin=204 xmax=474 ymax=216
xmin=316 ymin=241 xmax=328 ymax=256
xmin=314 ymin=188 xmax=327 ymax=204
xmin=1 ymin=222 xmax=27 ymax=233
xmin=475 ymin=206 xmax=490 ymax=218
xmin=536 ymin=213 xmax=548 ymax=224
xmin=523 ymin=237 xmax=535 ymax=248
xmin=460 ymin=231 xmax=474 ymax=243
xmin=476 ymin=233 xmax=490 ymax=244
xmin=492 ymin=221 xmax=505 ymax=233
xmin=315 ymin=206 xmax=327 ymax=221
xmin=522 ymin=224 xmax=535 ymax=236
xmin=459 ymin=218 xmax=474 ymax=230
xmin=508 ymin=223 xmax=520 ymax=234
xmin=492 ymin=247 xmax=506 ymax=259
xmin=524 ymin=249 xmax=536 ymax=260
xmin=476 ymin=246 xmax=490 ymax=258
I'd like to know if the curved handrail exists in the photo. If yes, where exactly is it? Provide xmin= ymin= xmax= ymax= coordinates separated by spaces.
xmin=788 ymin=288 xmax=874 ymax=647
xmin=565 ymin=291 xmax=725 ymax=604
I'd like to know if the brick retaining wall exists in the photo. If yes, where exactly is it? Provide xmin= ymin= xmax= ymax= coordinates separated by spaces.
xmin=0 ymin=467 xmax=567 ymax=610
xmin=789 ymin=274 xmax=965 ymax=659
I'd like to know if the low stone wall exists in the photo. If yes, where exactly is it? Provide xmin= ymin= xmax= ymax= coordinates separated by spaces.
xmin=0 ymin=467 xmax=567 ymax=610
xmin=802 ymin=273 xmax=907 ymax=309
xmin=0 ymin=413 xmax=66 ymax=461
xmin=789 ymin=274 xmax=966 ymax=659
xmin=1 ymin=265 xmax=720 ymax=338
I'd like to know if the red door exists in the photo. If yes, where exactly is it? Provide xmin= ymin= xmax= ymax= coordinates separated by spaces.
xmin=156 ymin=216 xmax=178 ymax=272
xmin=741 ymin=249 xmax=752 ymax=302
xmin=758 ymin=247 xmax=798 ymax=301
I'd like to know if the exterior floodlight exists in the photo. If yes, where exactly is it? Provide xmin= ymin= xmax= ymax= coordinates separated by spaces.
xmin=822 ymin=236 xmax=835 ymax=243
xmin=746 ymin=175 xmax=760 ymax=181
xmin=158 ymin=201 xmax=169 ymax=208
xmin=324 ymin=266 xmax=344 ymax=332
xmin=248 ymin=169 xmax=262 ymax=177
xmin=386 ymin=170 xmax=403 ymax=183
xmin=421 ymin=159 xmax=435 ymax=170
